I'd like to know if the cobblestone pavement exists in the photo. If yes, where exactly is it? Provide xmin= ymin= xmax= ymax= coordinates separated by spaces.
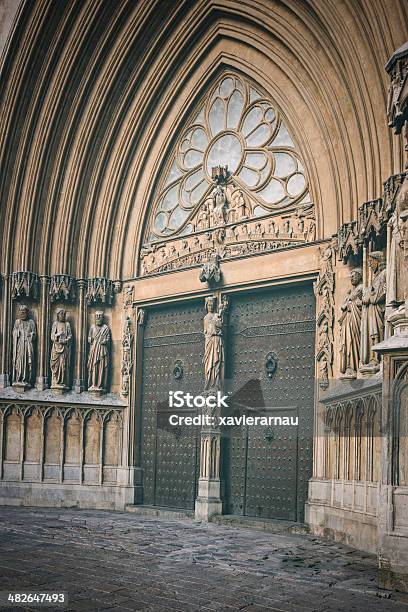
xmin=1 ymin=507 xmax=408 ymax=611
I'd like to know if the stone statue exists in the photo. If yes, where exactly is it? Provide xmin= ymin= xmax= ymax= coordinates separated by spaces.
xmin=235 ymin=190 xmax=248 ymax=219
xmin=12 ymin=304 xmax=36 ymax=388
xmin=212 ymin=185 xmax=227 ymax=225
xmin=203 ymin=295 xmax=229 ymax=391
xmin=87 ymin=311 xmax=110 ymax=392
xmin=199 ymin=252 xmax=221 ymax=285
xmin=361 ymin=251 xmax=387 ymax=370
xmin=387 ymin=175 xmax=408 ymax=321
xmin=339 ymin=268 xmax=363 ymax=378
xmin=50 ymin=308 xmax=72 ymax=390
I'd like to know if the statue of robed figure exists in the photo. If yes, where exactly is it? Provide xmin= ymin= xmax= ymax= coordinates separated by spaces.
xmin=361 ymin=251 xmax=387 ymax=370
xmin=87 ymin=311 xmax=110 ymax=392
xmin=203 ymin=295 xmax=229 ymax=391
xmin=50 ymin=308 xmax=72 ymax=390
xmin=339 ymin=268 xmax=363 ymax=378
xmin=12 ymin=304 xmax=36 ymax=387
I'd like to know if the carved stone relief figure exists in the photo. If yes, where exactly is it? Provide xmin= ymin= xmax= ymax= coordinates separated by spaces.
xmin=199 ymin=252 xmax=221 ymax=286
xmin=50 ymin=308 xmax=72 ymax=390
xmin=87 ymin=311 xmax=110 ymax=392
xmin=235 ymin=190 xmax=249 ymax=220
xmin=212 ymin=185 xmax=228 ymax=225
xmin=361 ymin=251 xmax=387 ymax=371
xmin=121 ymin=316 xmax=133 ymax=398
xmin=314 ymin=243 xmax=336 ymax=389
xmin=387 ymin=174 xmax=408 ymax=323
xmin=339 ymin=268 xmax=363 ymax=378
xmin=12 ymin=304 xmax=36 ymax=388
xmin=203 ymin=295 xmax=229 ymax=391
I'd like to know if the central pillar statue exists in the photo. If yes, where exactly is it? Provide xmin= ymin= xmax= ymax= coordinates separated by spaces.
xmin=195 ymin=294 xmax=229 ymax=521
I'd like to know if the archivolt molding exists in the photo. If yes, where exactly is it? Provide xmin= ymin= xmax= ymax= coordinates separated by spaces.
xmin=0 ymin=0 xmax=406 ymax=281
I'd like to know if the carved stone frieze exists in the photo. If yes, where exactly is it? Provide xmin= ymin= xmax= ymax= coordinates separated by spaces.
xmin=11 ymin=271 xmax=38 ymax=300
xmin=121 ymin=316 xmax=133 ymax=398
xmin=49 ymin=274 xmax=75 ymax=302
xmin=141 ymin=199 xmax=316 ymax=276
xmin=314 ymin=243 xmax=336 ymax=389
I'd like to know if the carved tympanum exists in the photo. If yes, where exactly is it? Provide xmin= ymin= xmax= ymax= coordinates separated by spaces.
xmin=87 ymin=311 xmax=110 ymax=392
xmin=12 ymin=304 xmax=37 ymax=388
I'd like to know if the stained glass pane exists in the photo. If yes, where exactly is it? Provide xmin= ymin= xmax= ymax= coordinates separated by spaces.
xmin=160 ymin=185 xmax=179 ymax=211
xmin=242 ymin=106 xmax=263 ymax=136
xmin=165 ymin=160 xmax=182 ymax=186
xmin=274 ymin=153 xmax=296 ymax=177
xmin=220 ymin=77 xmax=234 ymax=97
xmin=168 ymin=207 xmax=189 ymax=229
xmin=191 ymin=181 xmax=208 ymax=203
xmin=272 ymin=123 xmax=294 ymax=147
xmin=209 ymin=98 xmax=225 ymax=136
xmin=249 ymin=88 xmax=261 ymax=102
xmin=245 ymin=152 xmax=267 ymax=169
xmin=154 ymin=211 xmax=168 ymax=232
xmin=287 ymin=173 xmax=306 ymax=197
xmin=206 ymin=133 xmax=242 ymax=173
xmin=184 ymin=149 xmax=203 ymax=168
xmin=238 ymin=166 xmax=259 ymax=187
xmin=191 ymin=128 xmax=208 ymax=150
xmin=246 ymin=123 xmax=271 ymax=146
xmin=185 ymin=168 xmax=204 ymax=190
xmin=259 ymin=179 xmax=285 ymax=203
xmin=227 ymin=90 xmax=244 ymax=129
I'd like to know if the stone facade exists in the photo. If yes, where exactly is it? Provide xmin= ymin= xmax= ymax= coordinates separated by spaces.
xmin=0 ymin=0 xmax=408 ymax=592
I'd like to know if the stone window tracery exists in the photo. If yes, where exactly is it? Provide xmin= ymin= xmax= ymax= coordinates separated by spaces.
xmin=147 ymin=73 xmax=310 ymax=242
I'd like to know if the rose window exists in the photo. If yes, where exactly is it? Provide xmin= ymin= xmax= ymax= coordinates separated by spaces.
xmin=146 ymin=74 xmax=311 ymax=242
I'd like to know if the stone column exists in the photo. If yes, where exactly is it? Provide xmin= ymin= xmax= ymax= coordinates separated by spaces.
xmin=118 ymin=304 xmax=145 ymax=505
xmin=36 ymin=275 xmax=51 ymax=390
xmin=195 ymin=293 xmax=229 ymax=521
xmin=73 ymin=279 xmax=87 ymax=393
xmin=0 ymin=273 xmax=11 ymax=387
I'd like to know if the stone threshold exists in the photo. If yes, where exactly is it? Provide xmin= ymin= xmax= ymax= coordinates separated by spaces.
xmin=124 ymin=504 xmax=194 ymax=519
xmin=210 ymin=514 xmax=310 ymax=535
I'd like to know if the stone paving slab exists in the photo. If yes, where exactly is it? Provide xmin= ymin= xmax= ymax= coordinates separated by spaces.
xmin=0 ymin=507 xmax=407 ymax=611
